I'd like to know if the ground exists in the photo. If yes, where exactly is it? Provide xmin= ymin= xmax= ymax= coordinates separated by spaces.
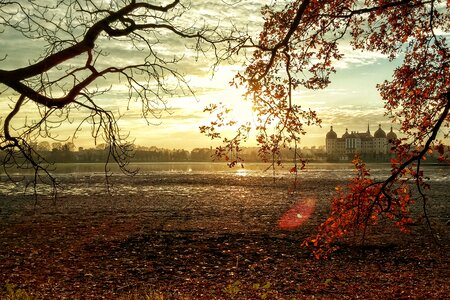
xmin=0 ymin=173 xmax=449 ymax=299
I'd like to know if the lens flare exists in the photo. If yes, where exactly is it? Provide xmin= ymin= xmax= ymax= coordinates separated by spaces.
xmin=278 ymin=197 xmax=316 ymax=229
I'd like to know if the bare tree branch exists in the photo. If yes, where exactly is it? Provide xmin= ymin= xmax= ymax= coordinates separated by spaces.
xmin=0 ymin=0 xmax=241 ymax=195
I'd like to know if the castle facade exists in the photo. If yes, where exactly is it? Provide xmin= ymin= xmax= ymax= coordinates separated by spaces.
xmin=326 ymin=124 xmax=397 ymax=160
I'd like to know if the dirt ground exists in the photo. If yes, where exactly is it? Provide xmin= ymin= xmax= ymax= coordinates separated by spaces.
xmin=0 ymin=174 xmax=449 ymax=299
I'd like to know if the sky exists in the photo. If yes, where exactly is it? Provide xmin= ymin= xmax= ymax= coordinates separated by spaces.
xmin=0 ymin=1 xmax=421 ymax=151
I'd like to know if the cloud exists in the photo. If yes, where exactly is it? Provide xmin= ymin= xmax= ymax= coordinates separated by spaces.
xmin=334 ymin=45 xmax=388 ymax=69
xmin=0 ymin=1 xmax=410 ymax=151
xmin=319 ymin=105 xmax=389 ymax=130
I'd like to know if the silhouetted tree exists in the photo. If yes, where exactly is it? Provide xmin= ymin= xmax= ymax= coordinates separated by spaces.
xmin=37 ymin=141 xmax=51 ymax=152
xmin=0 ymin=0 xmax=241 ymax=192
xmin=51 ymin=142 xmax=63 ymax=151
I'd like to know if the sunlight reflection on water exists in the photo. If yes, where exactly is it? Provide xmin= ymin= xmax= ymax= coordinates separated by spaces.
xmin=0 ymin=163 xmax=448 ymax=197
xmin=235 ymin=169 xmax=249 ymax=176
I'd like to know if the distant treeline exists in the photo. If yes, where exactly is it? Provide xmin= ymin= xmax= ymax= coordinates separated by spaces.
xmin=19 ymin=141 xmax=328 ymax=163
xmin=32 ymin=143 xmax=208 ymax=163
xmin=1 ymin=141 xmax=445 ymax=164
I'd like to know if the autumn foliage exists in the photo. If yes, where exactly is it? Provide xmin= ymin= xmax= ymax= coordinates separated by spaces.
xmin=203 ymin=0 xmax=450 ymax=256
xmin=303 ymin=156 xmax=415 ymax=258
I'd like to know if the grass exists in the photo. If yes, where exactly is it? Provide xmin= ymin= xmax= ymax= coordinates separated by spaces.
xmin=1 ymin=284 xmax=42 ymax=300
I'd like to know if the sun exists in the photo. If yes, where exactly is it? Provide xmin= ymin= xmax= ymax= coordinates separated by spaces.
xmin=226 ymin=93 xmax=256 ymax=125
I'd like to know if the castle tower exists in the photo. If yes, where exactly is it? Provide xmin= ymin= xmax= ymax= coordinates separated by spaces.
xmin=386 ymin=127 xmax=397 ymax=141
xmin=374 ymin=124 xmax=387 ymax=154
xmin=326 ymin=126 xmax=338 ymax=155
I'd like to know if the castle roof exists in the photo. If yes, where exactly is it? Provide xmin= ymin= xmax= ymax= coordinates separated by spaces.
xmin=386 ymin=127 xmax=397 ymax=141
xmin=326 ymin=126 xmax=337 ymax=139
xmin=342 ymin=129 xmax=372 ymax=140
xmin=327 ymin=125 xmax=391 ymax=141
xmin=342 ymin=128 xmax=350 ymax=138
xmin=374 ymin=124 xmax=386 ymax=138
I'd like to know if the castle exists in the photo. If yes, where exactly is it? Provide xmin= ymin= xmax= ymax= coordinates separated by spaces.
xmin=325 ymin=124 xmax=397 ymax=160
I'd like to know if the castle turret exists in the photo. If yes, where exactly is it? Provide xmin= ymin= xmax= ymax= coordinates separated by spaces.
xmin=342 ymin=128 xmax=350 ymax=139
xmin=326 ymin=126 xmax=337 ymax=156
xmin=326 ymin=126 xmax=337 ymax=139
xmin=386 ymin=127 xmax=397 ymax=141
xmin=374 ymin=124 xmax=386 ymax=138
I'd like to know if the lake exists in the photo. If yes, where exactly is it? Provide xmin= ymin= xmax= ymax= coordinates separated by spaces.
xmin=0 ymin=162 xmax=448 ymax=198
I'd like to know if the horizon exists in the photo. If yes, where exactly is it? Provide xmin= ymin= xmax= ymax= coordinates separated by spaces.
xmin=34 ymin=123 xmax=407 ymax=151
